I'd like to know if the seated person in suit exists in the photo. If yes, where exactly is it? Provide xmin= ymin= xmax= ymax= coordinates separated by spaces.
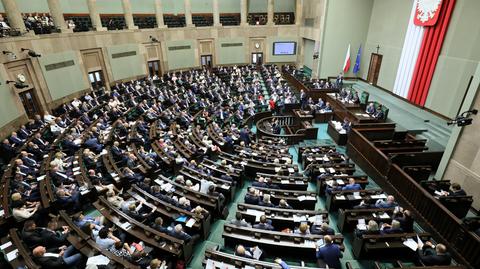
xmin=355 ymin=220 xmax=380 ymax=237
xmin=252 ymin=177 xmax=269 ymax=188
xmin=448 ymin=183 xmax=467 ymax=196
xmin=21 ymin=220 xmax=44 ymax=249
xmin=32 ymin=245 xmax=82 ymax=269
xmin=294 ymin=222 xmax=311 ymax=235
xmin=342 ymin=177 xmax=362 ymax=191
xmin=253 ymin=215 xmax=274 ymax=230
xmin=245 ymin=187 xmax=260 ymax=205
xmin=11 ymin=193 xmax=42 ymax=223
xmin=124 ymin=202 xmax=154 ymax=222
xmin=323 ymin=102 xmax=333 ymax=112
xmin=381 ymin=219 xmax=403 ymax=234
xmin=277 ymin=199 xmax=292 ymax=209
xmin=151 ymin=217 xmax=169 ymax=234
xmin=229 ymin=212 xmax=252 ymax=228
xmin=375 ymin=195 xmax=398 ymax=208
xmin=311 ymin=222 xmax=335 ymax=235
xmin=417 ymin=242 xmax=451 ymax=266
xmin=354 ymin=198 xmax=375 ymax=209
xmin=235 ymin=244 xmax=262 ymax=260
xmin=394 ymin=208 xmax=414 ymax=233
xmin=56 ymin=188 xmax=81 ymax=212
xmin=169 ymin=224 xmax=194 ymax=242
xmin=366 ymin=102 xmax=376 ymax=114
xmin=374 ymin=105 xmax=385 ymax=119
xmin=316 ymin=235 xmax=342 ymax=269
xmin=325 ymin=181 xmax=342 ymax=195
xmin=341 ymin=118 xmax=352 ymax=133
xmin=40 ymin=220 xmax=69 ymax=250
xmin=258 ymin=194 xmax=275 ymax=208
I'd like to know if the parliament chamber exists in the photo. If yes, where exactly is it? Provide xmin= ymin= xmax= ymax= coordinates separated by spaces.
xmin=0 ymin=0 xmax=479 ymax=269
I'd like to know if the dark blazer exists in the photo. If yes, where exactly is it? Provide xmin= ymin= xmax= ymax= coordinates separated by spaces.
xmin=244 ymin=194 xmax=260 ymax=205
xmin=316 ymin=243 xmax=343 ymax=269
xmin=40 ymin=229 xmax=68 ymax=249
xmin=253 ymin=222 xmax=274 ymax=231
xmin=33 ymin=256 xmax=69 ymax=269
xmin=418 ymin=246 xmax=452 ymax=266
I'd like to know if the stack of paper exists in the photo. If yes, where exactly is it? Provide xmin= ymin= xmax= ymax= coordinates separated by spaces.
xmin=86 ymin=255 xmax=110 ymax=266
xmin=6 ymin=249 xmax=18 ymax=261
xmin=356 ymin=219 xmax=367 ymax=230
xmin=186 ymin=218 xmax=196 ymax=228
xmin=379 ymin=212 xmax=390 ymax=219
xmin=336 ymin=195 xmax=346 ymax=200
xmin=402 ymin=238 xmax=419 ymax=251
xmin=288 ymin=168 xmax=294 ymax=173
xmin=329 ymin=168 xmax=336 ymax=173
xmin=319 ymin=168 xmax=326 ymax=173
xmin=0 ymin=241 xmax=12 ymax=250
xmin=293 ymin=215 xmax=307 ymax=222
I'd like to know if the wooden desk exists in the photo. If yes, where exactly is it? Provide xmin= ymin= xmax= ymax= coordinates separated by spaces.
xmin=327 ymin=120 xmax=348 ymax=145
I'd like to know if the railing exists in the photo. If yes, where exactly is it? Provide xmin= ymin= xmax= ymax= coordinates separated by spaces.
xmin=256 ymin=115 xmax=306 ymax=145
xmin=387 ymin=164 xmax=480 ymax=268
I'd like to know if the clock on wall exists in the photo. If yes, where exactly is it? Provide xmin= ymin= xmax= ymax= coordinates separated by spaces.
xmin=17 ymin=73 xmax=26 ymax=83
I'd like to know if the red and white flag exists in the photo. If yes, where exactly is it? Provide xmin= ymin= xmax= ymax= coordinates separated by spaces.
xmin=342 ymin=44 xmax=351 ymax=73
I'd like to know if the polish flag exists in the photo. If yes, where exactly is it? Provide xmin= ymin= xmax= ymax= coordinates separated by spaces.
xmin=343 ymin=44 xmax=351 ymax=73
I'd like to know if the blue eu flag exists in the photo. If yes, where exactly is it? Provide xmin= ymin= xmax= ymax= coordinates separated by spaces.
xmin=353 ymin=45 xmax=362 ymax=75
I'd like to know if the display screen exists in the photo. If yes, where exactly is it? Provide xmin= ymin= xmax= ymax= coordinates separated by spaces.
xmin=273 ymin=42 xmax=297 ymax=55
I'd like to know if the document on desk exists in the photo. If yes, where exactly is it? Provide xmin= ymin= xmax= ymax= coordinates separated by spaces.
xmin=252 ymin=246 xmax=263 ymax=259
xmin=417 ymin=235 xmax=424 ymax=249
xmin=319 ymin=168 xmax=326 ymax=173
xmin=0 ymin=241 xmax=12 ymax=250
xmin=6 ymin=249 xmax=18 ymax=261
xmin=335 ymin=195 xmax=346 ymax=200
xmin=288 ymin=167 xmax=294 ymax=173
xmin=298 ymin=195 xmax=315 ymax=201
xmin=186 ymin=218 xmax=196 ymax=228
xmin=73 ymin=166 xmax=81 ymax=172
xmin=86 ymin=254 xmax=110 ymax=266
xmin=36 ymin=175 xmax=46 ymax=181
xmin=357 ymin=219 xmax=367 ymax=230
xmin=403 ymin=238 xmax=419 ymax=251
xmin=371 ymin=194 xmax=388 ymax=199
xmin=326 ymin=180 xmax=334 ymax=187
xmin=120 ymin=222 xmax=132 ymax=230
xmin=245 ymin=209 xmax=263 ymax=222
xmin=309 ymin=215 xmax=324 ymax=225
xmin=336 ymin=179 xmax=345 ymax=185
xmin=281 ymin=180 xmax=290 ymax=184
xmin=353 ymin=192 xmax=362 ymax=200
xmin=73 ymin=171 xmax=82 ymax=176
xmin=293 ymin=215 xmax=307 ymax=223
xmin=323 ymin=156 xmax=330 ymax=162
xmin=379 ymin=212 xmax=390 ymax=219
xmin=154 ymin=179 xmax=164 ymax=186
xmin=161 ymin=183 xmax=173 ymax=192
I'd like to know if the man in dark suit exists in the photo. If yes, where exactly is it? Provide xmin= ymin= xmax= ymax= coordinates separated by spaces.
xmin=62 ymin=135 xmax=80 ymax=155
xmin=21 ymin=220 xmax=44 ymax=249
xmin=32 ymin=133 xmax=49 ymax=150
xmin=448 ymin=183 xmax=467 ymax=196
xmin=417 ymin=242 xmax=451 ymax=266
xmin=10 ymin=132 xmax=26 ymax=146
xmin=1 ymin=139 xmax=16 ymax=161
xmin=381 ymin=219 xmax=404 ymax=234
xmin=169 ymin=224 xmax=192 ymax=241
xmin=244 ymin=187 xmax=260 ymax=205
xmin=151 ymin=217 xmax=169 ymax=234
xmin=311 ymin=223 xmax=335 ymax=235
xmin=40 ymin=220 xmax=69 ymax=249
xmin=32 ymin=245 xmax=82 ymax=269
xmin=253 ymin=215 xmax=274 ymax=230
xmin=316 ymin=235 xmax=342 ymax=269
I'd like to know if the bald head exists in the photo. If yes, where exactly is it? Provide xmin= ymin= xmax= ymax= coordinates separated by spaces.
xmin=32 ymin=246 xmax=46 ymax=257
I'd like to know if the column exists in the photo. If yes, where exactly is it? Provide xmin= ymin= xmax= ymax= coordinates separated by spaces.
xmin=184 ymin=0 xmax=194 ymax=27
xmin=87 ymin=0 xmax=106 ymax=31
xmin=1 ymin=0 xmax=27 ymax=33
xmin=47 ymin=0 xmax=72 ymax=33
xmin=121 ymin=0 xmax=138 ymax=30
xmin=267 ymin=0 xmax=274 ymax=25
xmin=213 ymin=0 xmax=221 ymax=27
xmin=240 ymin=0 xmax=248 ymax=26
xmin=154 ymin=0 xmax=166 ymax=28
xmin=295 ymin=0 xmax=303 ymax=25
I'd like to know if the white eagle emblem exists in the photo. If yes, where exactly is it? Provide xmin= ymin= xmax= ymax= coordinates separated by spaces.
xmin=416 ymin=0 xmax=442 ymax=23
